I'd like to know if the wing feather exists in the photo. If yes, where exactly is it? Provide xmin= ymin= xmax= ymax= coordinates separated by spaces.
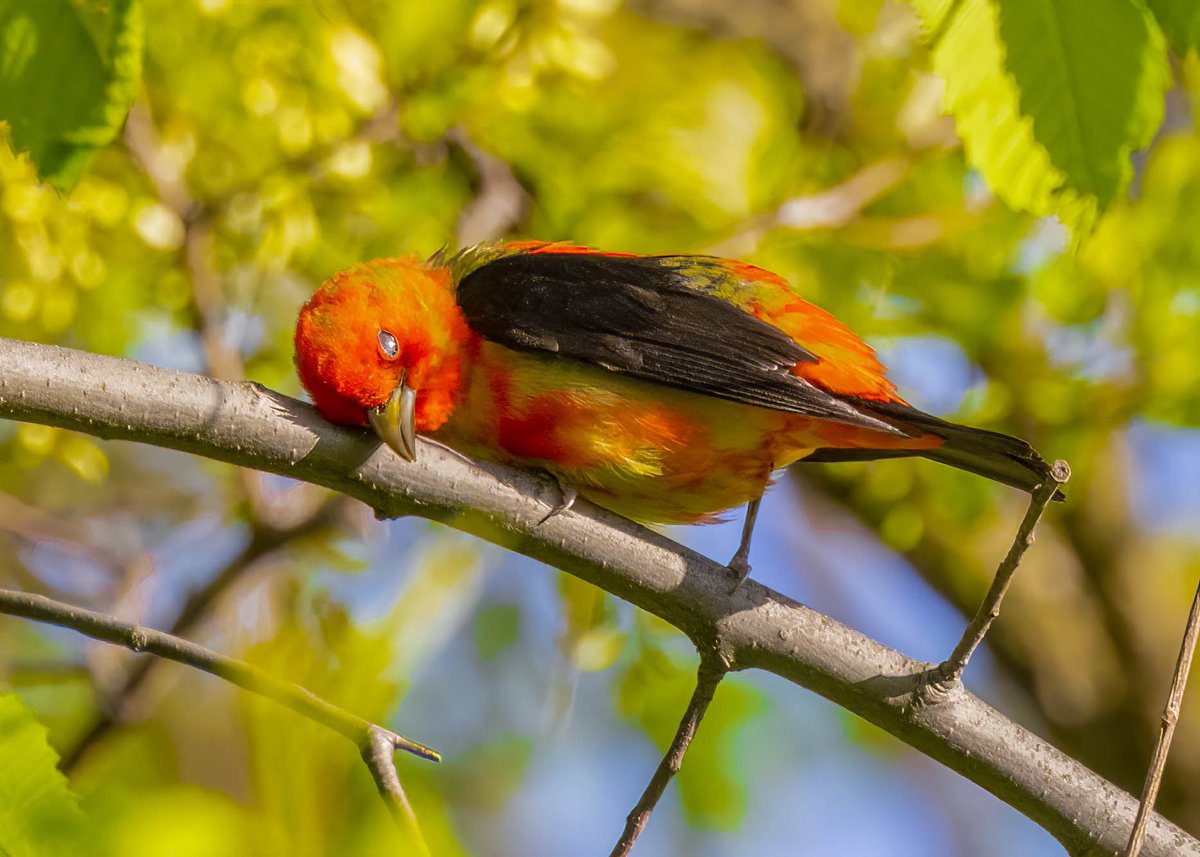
xmin=455 ymin=250 xmax=905 ymax=435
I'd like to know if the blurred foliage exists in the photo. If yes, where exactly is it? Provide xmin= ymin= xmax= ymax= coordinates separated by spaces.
xmin=0 ymin=0 xmax=1199 ymax=853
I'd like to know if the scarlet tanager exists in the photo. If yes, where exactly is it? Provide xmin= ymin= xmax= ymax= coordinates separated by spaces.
xmin=295 ymin=242 xmax=1056 ymax=583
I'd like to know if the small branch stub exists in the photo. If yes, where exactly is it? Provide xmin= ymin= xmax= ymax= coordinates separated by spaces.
xmin=362 ymin=725 xmax=433 ymax=856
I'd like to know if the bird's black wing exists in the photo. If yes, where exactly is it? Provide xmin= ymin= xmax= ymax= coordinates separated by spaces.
xmin=455 ymin=251 xmax=905 ymax=434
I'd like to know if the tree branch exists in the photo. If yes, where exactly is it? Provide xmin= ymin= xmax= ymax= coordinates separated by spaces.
xmin=0 ymin=587 xmax=438 ymax=834
xmin=610 ymin=660 xmax=726 ymax=856
xmin=0 ymin=336 xmax=1197 ymax=856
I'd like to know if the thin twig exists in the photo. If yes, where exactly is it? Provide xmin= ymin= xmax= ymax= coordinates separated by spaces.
xmin=609 ymin=660 xmax=727 ymax=857
xmin=0 ymin=589 xmax=439 ymax=824
xmin=124 ymin=107 xmax=227 ymax=374
xmin=1125 ymin=579 xmax=1200 ymax=857
xmin=125 ymin=103 xmax=261 ymax=505
xmin=60 ymin=500 xmax=344 ymax=772
xmin=935 ymin=460 xmax=1070 ymax=684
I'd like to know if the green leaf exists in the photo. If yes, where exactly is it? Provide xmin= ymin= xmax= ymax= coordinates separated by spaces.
xmin=473 ymin=603 xmax=521 ymax=662
xmin=0 ymin=693 xmax=88 ymax=857
xmin=913 ymin=0 xmax=1169 ymax=235
xmin=446 ymin=735 xmax=534 ymax=813
xmin=0 ymin=0 xmax=144 ymax=191
xmin=557 ymin=575 xmax=623 ymax=670
xmin=999 ymin=1 xmax=1168 ymax=210
xmin=1148 ymin=0 xmax=1200 ymax=55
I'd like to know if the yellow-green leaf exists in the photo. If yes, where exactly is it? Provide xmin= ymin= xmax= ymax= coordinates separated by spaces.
xmin=913 ymin=0 xmax=1169 ymax=235
xmin=0 ymin=0 xmax=143 ymax=191
xmin=0 ymin=693 xmax=88 ymax=857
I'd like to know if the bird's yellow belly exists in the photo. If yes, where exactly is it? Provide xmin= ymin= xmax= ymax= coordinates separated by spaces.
xmin=432 ymin=345 xmax=824 ymax=524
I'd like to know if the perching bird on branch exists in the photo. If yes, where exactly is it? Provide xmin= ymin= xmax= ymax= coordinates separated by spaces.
xmin=295 ymin=241 xmax=1056 ymax=585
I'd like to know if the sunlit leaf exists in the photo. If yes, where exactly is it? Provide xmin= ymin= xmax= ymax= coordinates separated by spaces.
xmin=570 ymin=627 xmax=627 ymax=672
xmin=0 ymin=693 xmax=88 ymax=857
xmin=557 ymin=574 xmax=621 ymax=670
xmin=105 ymin=785 xmax=252 ymax=857
xmin=913 ymin=0 xmax=1169 ymax=235
xmin=466 ymin=11 xmax=804 ymax=248
xmin=0 ymin=0 xmax=143 ymax=191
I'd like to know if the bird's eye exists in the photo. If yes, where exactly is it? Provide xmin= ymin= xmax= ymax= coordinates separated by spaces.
xmin=377 ymin=329 xmax=399 ymax=359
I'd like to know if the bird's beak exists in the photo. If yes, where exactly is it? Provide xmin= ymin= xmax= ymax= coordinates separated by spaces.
xmin=368 ymin=375 xmax=417 ymax=461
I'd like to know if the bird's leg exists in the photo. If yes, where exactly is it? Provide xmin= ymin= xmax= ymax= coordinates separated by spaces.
xmin=537 ymin=472 xmax=578 ymax=525
xmin=726 ymin=494 xmax=763 ymax=592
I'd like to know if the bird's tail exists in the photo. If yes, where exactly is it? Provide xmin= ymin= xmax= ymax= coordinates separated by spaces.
xmin=803 ymin=400 xmax=1062 ymax=499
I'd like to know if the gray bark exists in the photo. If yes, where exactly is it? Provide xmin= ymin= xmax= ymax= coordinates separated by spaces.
xmin=0 ymin=335 xmax=1194 ymax=857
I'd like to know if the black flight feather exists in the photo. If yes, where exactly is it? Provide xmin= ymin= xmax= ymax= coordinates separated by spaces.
xmin=455 ymin=252 xmax=906 ymax=435
xmin=804 ymin=398 xmax=1062 ymax=499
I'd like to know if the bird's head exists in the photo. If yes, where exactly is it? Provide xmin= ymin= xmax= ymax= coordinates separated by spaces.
xmin=294 ymin=256 xmax=472 ymax=460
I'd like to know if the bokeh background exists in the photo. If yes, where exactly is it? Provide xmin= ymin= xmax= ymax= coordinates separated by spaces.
xmin=2 ymin=1 xmax=1200 ymax=854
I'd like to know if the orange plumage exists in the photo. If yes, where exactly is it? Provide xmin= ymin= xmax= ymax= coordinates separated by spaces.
xmin=296 ymin=257 xmax=469 ymax=431
xmin=295 ymin=242 xmax=1053 ymax=529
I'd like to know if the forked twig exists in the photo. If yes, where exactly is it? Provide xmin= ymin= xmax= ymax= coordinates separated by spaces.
xmin=363 ymin=724 xmax=433 ymax=855
xmin=0 ymin=588 xmax=438 ymax=838
xmin=609 ymin=660 xmax=727 ymax=857
xmin=1125 ymin=579 xmax=1200 ymax=857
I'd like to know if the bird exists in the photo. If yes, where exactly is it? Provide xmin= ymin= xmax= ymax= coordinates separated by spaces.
xmin=294 ymin=241 xmax=1057 ymax=586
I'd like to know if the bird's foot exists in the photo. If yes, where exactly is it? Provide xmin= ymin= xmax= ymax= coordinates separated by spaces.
xmin=725 ymin=494 xmax=763 ymax=593
xmin=537 ymin=474 xmax=577 ymax=525
xmin=726 ymin=549 xmax=752 ymax=594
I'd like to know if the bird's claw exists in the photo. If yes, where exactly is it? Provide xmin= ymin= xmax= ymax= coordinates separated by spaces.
xmin=537 ymin=476 xmax=577 ymax=525
xmin=726 ymin=552 xmax=752 ymax=594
